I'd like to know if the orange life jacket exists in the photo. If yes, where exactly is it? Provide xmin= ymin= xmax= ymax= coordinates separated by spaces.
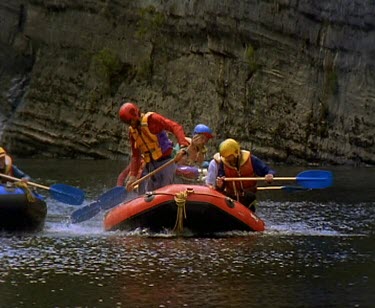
xmin=221 ymin=150 xmax=257 ymax=198
xmin=129 ymin=112 xmax=164 ymax=163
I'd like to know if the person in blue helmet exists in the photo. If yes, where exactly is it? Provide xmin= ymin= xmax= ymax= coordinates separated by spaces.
xmin=174 ymin=124 xmax=214 ymax=182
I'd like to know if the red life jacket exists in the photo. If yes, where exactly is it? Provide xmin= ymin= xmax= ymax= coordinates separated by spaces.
xmin=222 ymin=150 xmax=257 ymax=198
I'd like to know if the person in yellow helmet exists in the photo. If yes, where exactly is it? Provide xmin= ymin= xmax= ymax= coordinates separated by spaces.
xmin=0 ymin=147 xmax=30 ymax=183
xmin=205 ymin=138 xmax=275 ymax=212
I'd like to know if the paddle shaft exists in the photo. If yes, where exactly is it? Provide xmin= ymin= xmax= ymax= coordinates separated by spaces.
xmin=257 ymin=185 xmax=310 ymax=192
xmin=225 ymin=177 xmax=296 ymax=181
xmin=257 ymin=186 xmax=285 ymax=191
xmin=0 ymin=173 xmax=50 ymax=190
xmin=132 ymin=158 xmax=176 ymax=188
xmin=224 ymin=170 xmax=332 ymax=183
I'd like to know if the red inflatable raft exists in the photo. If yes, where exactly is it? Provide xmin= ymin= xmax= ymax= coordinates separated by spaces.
xmin=104 ymin=184 xmax=265 ymax=235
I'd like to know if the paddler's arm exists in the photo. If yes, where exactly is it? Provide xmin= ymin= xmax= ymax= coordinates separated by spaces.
xmin=251 ymin=155 xmax=276 ymax=183
xmin=147 ymin=113 xmax=189 ymax=148
xmin=148 ymin=113 xmax=190 ymax=162
xmin=12 ymin=165 xmax=31 ymax=182
xmin=205 ymin=159 xmax=219 ymax=189
xmin=116 ymin=164 xmax=130 ymax=186
xmin=126 ymin=137 xmax=142 ymax=191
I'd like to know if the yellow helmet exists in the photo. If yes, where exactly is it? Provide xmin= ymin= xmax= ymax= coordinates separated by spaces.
xmin=219 ymin=138 xmax=240 ymax=158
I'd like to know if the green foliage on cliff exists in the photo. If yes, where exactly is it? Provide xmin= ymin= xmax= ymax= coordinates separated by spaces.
xmin=136 ymin=6 xmax=166 ymax=43
xmin=135 ymin=6 xmax=167 ymax=84
xmin=244 ymin=45 xmax=258 ymax=74
xmin=90 ymin=48 xmax=128 ymax=97
xmin=92 ymin=48 xmax=121 ymax=80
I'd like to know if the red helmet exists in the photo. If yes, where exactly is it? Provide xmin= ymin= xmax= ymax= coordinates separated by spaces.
xmin=119 ymin=102 xmax=140 ymax=123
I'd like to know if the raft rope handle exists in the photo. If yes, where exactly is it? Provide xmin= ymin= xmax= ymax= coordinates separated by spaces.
xmin=173 ymin=189 xmax=194 ymax=233
xmin=15 ymin=181 xmax=36 ymax=203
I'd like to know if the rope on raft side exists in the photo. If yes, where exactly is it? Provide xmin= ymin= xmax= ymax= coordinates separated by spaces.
xmin=173 ymin=189 xmax=194 ymax=233
xmin=15 ymin=181 xmax=36 ymax=203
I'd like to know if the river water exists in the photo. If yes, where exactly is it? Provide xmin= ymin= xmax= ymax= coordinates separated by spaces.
xmin=0 ymin=160 xmax=374 ymax=307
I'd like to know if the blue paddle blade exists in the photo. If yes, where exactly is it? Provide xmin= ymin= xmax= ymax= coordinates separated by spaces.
xmin=296 ymin=170 xmax=333 ymax=189
xmin=70 ymin=187 xmax=127 ymax=223
xmin=70 ymin=202 xmax=101 ymax=224
xmin=49 ymin=184 xmax=85 ymax=205
xmin=99 ymin=186 xmax=127 ymax=210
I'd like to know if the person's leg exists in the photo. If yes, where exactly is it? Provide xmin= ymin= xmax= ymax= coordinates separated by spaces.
xmin=137 ymin=167 xmax=148 ymax=194
xmin=155 ymin=161 xmax=176 ymax=189
xmin=147 ymin=159 xmax=177 ymax=191
xmin=241 ymin=192 xmax=257 ymax=212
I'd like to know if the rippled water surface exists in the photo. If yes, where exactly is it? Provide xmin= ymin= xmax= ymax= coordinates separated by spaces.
xmin=0 ymin=160 xmax=374 ymax=307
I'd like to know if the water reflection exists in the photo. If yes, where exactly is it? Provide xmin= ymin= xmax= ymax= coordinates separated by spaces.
xmin=0 ymin=161 xmax=374 ymax=307
xmin=261 ymin=200 xmax=374 ymax=236
xmin=1 ymin=228 xmax=374 ymax=307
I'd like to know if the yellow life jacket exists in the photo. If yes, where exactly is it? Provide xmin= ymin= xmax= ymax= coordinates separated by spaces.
xmin=129 ymin=112 xmax=163 ymax=163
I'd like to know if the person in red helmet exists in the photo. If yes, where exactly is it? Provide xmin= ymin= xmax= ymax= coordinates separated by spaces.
xmin=118 ymin=102 xmax=189 ymax=193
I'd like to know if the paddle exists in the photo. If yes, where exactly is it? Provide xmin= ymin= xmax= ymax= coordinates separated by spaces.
xmin=224 ymin=170 xmax=333 ymax=189
xmin=0 ymin=173 xmax=85 ymax=205
xmin=71 ymin=157 xmax=176 ymax=223
xmin=70 ymin=200 xmax=101 ymax=224
xmin=130 ymin=157 xmax=176 ymax=190
xmin=70 ymin=186 xmax=127 ymax=223
xmin=257 ymin=185 xmax=310 ymax=192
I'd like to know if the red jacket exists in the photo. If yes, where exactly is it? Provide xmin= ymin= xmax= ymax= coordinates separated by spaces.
xmin=129 ymin=112 xmax=188 ymax=176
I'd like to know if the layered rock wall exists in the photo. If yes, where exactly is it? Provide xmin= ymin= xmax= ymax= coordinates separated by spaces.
xmin=0 ymin=0 xmax=374 ymax=164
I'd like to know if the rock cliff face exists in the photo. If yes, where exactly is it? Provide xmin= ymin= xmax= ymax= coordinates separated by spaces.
xmin=0 ymin=0 xmax=374 ymax=165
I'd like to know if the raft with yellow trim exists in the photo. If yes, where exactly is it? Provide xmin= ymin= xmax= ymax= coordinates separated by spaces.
xmin=0 ymin=183 xmax=47 ymax=232
xmin=104 ymin=184 xmax=265 ymax=234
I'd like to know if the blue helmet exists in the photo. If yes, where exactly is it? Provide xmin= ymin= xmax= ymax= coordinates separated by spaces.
xmin=193 ymin=124 xmax=213 ymax=138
